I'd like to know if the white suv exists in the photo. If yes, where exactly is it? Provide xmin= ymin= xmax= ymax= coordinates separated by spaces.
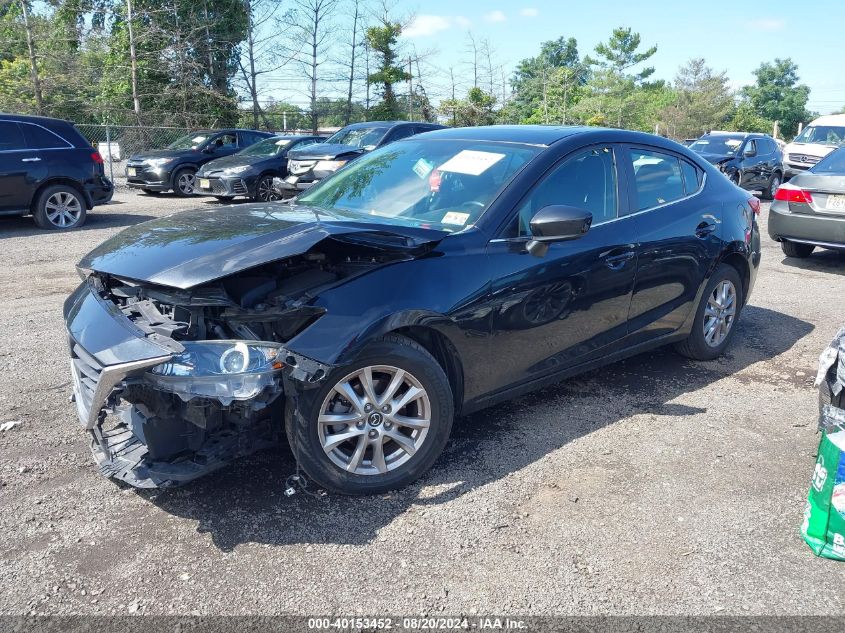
xmin=783 ymin=114 xmax=845 ymax=179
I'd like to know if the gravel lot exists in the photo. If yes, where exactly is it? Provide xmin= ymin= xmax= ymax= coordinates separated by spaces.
xmin=1 ymin=189 xmax=844 ymax=616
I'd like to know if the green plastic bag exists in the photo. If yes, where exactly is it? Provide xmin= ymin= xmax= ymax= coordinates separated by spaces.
xmin=802 ymin=416 xmax=845 ymax=561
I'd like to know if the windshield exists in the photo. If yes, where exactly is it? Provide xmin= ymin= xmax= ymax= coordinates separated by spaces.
xmin=689 ymin=137 xmax=743 ymax=156
xmin=240 ymin=137 xmax=291 ymax=156
xmin=167 ymin=133 xmax=212 ymax=150
xmin=811 ymin=147 xmax=845 ymax=173
xmin=793 ymin=125 xmax=845 ymax=146
xmin=325 ymin=126 xmax=388 ymax=149
xmin=297 ymin=139 xmax=541 ymax=232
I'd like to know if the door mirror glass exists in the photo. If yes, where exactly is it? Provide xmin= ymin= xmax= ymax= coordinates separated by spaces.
xmin=527 ymin=205 xmax=592 ymax=256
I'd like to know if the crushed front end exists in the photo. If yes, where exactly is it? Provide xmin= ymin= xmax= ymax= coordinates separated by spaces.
xmin=63 ymin=259 xmax=338 ymax=488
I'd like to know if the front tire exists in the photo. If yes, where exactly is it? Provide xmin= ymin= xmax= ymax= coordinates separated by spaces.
xmin=172 ymin=167 xmax=196 ymax=197
xmin=286 ymin=334 xmax=454 ymax=495
xmin=781 ymin=240 xmax=814 ymax=258
xmin=32 ymin=185 xmax=87 ymax=230
xmin=253 ymin=174 xmax=281 ymax=202
xmin=675 ymin=264 xmax=743 ymax=361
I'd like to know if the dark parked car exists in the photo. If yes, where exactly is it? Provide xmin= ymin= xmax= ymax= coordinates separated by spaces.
xmin=769 ymin=146 xmax=845 ymax=258
xmin=275 ymin=121 xmax=445 ymax=194
xmin=64 ymin=126 xmax=760 ymax=494
xmin=125 ymin=129 xmax=275 ymax=196
xmin=196 ymin=135 xmax=324 ymax=202
xmin=689 ymin=132 xmax=783 ymax=199
xmin=0 ymin=113 xmax=113 ymax=230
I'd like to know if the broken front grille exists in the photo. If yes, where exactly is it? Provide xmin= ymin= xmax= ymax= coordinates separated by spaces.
xmin=70 ymin=341 xmax=103 ymax=427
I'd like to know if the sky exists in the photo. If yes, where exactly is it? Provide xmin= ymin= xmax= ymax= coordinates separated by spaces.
xmin=275 ymin=0 xmax=844 ymax=114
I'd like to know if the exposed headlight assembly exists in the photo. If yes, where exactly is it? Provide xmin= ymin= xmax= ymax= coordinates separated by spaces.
xmin=315 ymin=160 xmax=347 ymax=171
xmin=146 ymin=340 xmax=284 ymax=403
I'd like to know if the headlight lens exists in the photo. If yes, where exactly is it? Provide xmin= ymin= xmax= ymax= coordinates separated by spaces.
xmin=146 ymin=157 xmax=173 ymax=168
xmin=151 ymin=341 xmax=282 ymax=377
xmin=315 ymin=160 xmax=347 ymax=171
xmin=146 ymin=341 xmax=285 ymax=402
xmin=223 ymin=164 xmax=251 ymax=175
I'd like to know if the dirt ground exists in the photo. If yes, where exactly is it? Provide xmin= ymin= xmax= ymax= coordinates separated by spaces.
xmin=1 ymin=189 xmax=844 ymax=616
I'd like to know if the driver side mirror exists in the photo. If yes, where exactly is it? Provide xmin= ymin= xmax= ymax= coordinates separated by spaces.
xmin=526 ymin=205 xmax=593 ymax=257
xmin=203 ymin=146 xmax=216 ymax=154
xmin=743 ymin=146 xmax=756 ymax=158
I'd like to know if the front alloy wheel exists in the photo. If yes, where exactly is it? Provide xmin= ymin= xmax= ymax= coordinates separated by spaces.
xmin=318 ymin=365 xmax=431 ymax=475
xmin=287 ymin=334 xmax=454 ymax=495
xmin=255 ymin=175 xmax=280 ymax=202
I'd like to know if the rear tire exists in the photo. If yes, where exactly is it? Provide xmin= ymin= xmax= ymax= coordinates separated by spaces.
xmin=675 ymin=264 xmax=743 ymax=361
xmin=286 ymin=334 xmax=454 ymax=495
xmin=762 ymin=172 xmax=781 ymax=200
xmin=32 ymin=184 xmax=87 ymax=230
xmin=781 ymin=240 xmax=814 ymax=258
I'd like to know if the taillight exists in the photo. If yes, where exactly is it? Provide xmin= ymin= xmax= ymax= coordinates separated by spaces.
xmin=773 ymin=184 xmax=813 ymax=204
xmin=747 ymin=197 xmax=761 ymax=215
xmin=91 ymin=151 xmax=104 ymax=164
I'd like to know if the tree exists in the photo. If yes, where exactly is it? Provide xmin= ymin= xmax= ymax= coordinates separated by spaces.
xmin=366 ymin=18 xmax=409 ymax=120
xmin=439 ymin=87 xmax=496 ymax=127
xmin=291 ymin=0 xmax=340 ymax=132
xmin=579 ymin=26 xmax=657 ymax=128
xmin=659 ymin=58 xmax=733 ymax=139
xmin=728 ymin=103 xmax=773 ymax=135
xmin=741 ymin=58 xmax=809 ymax=137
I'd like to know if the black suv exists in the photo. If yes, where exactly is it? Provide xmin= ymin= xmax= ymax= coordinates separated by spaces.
xmin=276 ymin=121 xmax=445 ymax=194
xmin=689 ymin=132 xmax=783 ymax=199
xmin=125 ymin=129 xmax=275 ymax=196
xmin=0 ymin=113 xmax=113 ymax=230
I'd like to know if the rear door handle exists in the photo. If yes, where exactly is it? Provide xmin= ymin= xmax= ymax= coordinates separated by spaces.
xmin=601 ymin=249 xmax=635 ymax=270
xmin=696 ymin=221 xmax=716 ymax=238
xmin=21 ymin=157 xmax=41 ymax=162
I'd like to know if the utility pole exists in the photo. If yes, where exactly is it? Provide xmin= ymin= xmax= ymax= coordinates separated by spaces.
xmin=407 ymin=57 xmax=413 ymax=121
xmin=126 ymin=0 xmax=142 ymax=124
xmin=20 ymin=1 xmax=44 ymax=115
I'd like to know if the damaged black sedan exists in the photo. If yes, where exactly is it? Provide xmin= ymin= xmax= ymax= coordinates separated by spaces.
xmin=64 ymin=126 xmax=761 ymax=494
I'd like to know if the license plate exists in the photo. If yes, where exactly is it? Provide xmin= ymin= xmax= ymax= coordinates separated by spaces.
xmin=286 ymin=175 xmax=298 ymax=184
xmin=199 ymin=178 xmax=210 ymax=189
xmin=127 ymin=167 xmax=136 ymax=176
xmin=827 ymin=194 xmax=845 ymax=211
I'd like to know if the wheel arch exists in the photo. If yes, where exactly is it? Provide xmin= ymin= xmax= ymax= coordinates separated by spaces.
xmin=392 ymin=325 xmax=465 ymax=415
xmin=718 ymin=249 xmax=751 ymax=306
xmin=30 ymin=178 xmax=90 ymax=211
xmin=169 ymin=163 xmax=199 ymax=188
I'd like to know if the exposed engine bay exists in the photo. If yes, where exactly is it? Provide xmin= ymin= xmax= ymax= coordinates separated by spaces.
xmin=77 ymin=236 xmax=417 ymax=488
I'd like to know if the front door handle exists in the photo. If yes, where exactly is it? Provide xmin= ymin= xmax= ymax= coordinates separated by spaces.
xmin=21 ymin=157 xmax=41 ymax=163
xmin=602 ymin=250 xmax=635 ymax=270
xmin=696 ymin=221 xmax=717 ymax=238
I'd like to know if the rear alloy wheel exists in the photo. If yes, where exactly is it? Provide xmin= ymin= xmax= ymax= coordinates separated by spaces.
xmin=675 ymin=264 xmax=743 ymax=361
xmin=287 ymin=334 xmax=454 ymax=495
xmin=254 ymin=175 xmax=280 ymax=202
xmin=781 ymin=240 xmax=814 ymax=258
xmin=172 ymin=167 xmax=196 ymax=197
xmin=762 ymin=172 xmax=781 ymax=200
xmin=33 ymin=185 xmax=87 ymax=230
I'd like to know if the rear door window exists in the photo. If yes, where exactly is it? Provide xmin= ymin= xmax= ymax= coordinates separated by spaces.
xmin=628 ymin=148 xmax=686 ymax=211
xmin=0 ymin=121 xmax=26 ymax=151
xmin=21 ymin=123 xmax=72 ymax=149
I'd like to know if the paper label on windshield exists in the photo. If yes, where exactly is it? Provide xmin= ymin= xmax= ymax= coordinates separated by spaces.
xmin=413 ymin=158 xmax=435 ymax=179
xmin=442 ymin=211 xmax=470 ymax=225
xmin=438 ymin=150 xmax=505 ymax=176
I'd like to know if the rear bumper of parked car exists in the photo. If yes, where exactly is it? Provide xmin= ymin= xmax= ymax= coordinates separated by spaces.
xmin=768 ymin=203 xmax=845 ymax=248
xmin=86 ymin=176 xmax=114 ymax=207
xmin=196 ymin=175 xmax=252 ymax=197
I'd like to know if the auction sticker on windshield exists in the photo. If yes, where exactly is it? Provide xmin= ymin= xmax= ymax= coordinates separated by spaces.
xmin=439 ymin=150 xmax=505 ymax=175
xmin=413 ymin=158 xmax=435 ymax=178
xmin=441 ymin=211 xmax=470 ymax=225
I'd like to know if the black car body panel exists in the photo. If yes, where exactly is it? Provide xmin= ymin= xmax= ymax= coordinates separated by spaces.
xmin=278 ymin=121 xmax=446 ymax=192
xmin=125 ymin=129 xmax=275 ymax=193
xmin=195 ymin=135 xmax=324 ymax=199
xmin=65 ymin=126 xmax=760 ymax=488
xmin=690 ymin=132 xmax=783 ymax=192
xmin=0 ymin=113 xmax=113 ymax=216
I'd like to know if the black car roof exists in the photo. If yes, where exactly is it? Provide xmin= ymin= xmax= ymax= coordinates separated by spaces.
xmin=418 ymin=125 xmax=656 ymax=146
xmin=341 ymin=120 xmax=444 ymax=130
xmin=702 ymin=131 xmax=771 ymax=139
xmin=0 ymin=112 xmax=72 ymax=125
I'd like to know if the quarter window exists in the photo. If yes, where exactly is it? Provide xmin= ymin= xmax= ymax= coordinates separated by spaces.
xmin=22 ymin=123 xmax=72 ymax=149
xmin=0 ymin=121 xmax=26 ymax=151
xmin=680 ymin=160 xmax=702 ymax=195
xmin=629 ymin=148 xmax=686 ymax=211
xmin=510 ymin=146 xmax=618 ymax=237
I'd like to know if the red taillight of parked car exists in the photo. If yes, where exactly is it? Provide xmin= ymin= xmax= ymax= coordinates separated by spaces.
xmin=90 ymin=151 xmax=104 ymax=164
xmin=747 ymin=197 xmax=761 ymax=215
xmin=774 ymin=184 xmax=813 ymax=204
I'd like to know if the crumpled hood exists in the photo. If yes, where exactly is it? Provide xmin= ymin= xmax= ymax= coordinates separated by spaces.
xmin=288 ymin=143 xmax=366 ymax=161
xmin=79 ymin=203 xmax=446 ymax=289
xmin=198 ymin=154 xmax=273 ymax=174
